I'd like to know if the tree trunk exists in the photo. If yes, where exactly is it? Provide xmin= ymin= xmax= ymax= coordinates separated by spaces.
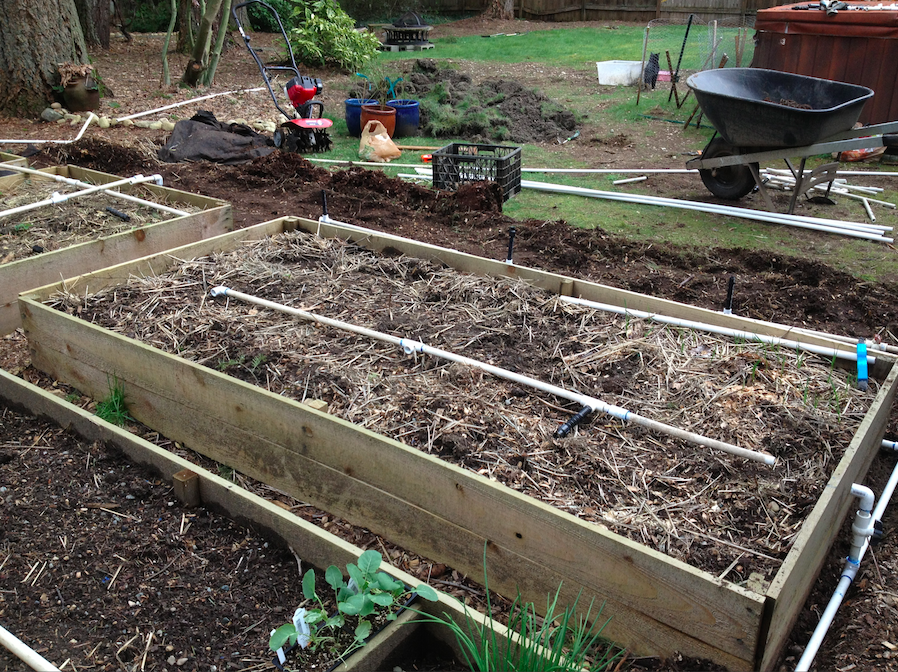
xmin=181 ymin=0 xmax=224 ymax=87
xmin=75 ymin=0 xmax=111 ymax=49
xmin=176 ymin=0 xmax=197 ymax=53
xmin=0 ymin=0 xmax=90 ymax=117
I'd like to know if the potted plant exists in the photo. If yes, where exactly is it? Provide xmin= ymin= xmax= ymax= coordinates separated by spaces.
xmin=354 ymin=68 xmax=403 ymax=138
xmin=269 ymin=549 xmax=438 ymax=670
xmin=57 ymin=62 xmax=101 ymax=112
xmin=385 ymin=77 xmax=419 ymax=138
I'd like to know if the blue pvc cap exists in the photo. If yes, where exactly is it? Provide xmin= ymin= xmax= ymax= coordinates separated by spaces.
xmin=857 ymin=342 xmax=868 ymax=389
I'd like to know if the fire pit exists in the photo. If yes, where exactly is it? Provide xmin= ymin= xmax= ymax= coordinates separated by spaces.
xmin=382 ymin=12 xmax=433 ymax=51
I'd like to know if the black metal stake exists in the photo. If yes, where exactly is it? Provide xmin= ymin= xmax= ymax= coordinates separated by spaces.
xmin=105 ymin=206 xmax=130 ymax=222
xmin=321 ymin=189 xmax=329 ymax=218
xmin=506 ymin=226 xmax=517 ymax=264
xmin=724 ymin=275 xmax=735 ymax=314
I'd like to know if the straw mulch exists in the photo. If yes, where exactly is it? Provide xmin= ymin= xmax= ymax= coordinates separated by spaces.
xmin=49 ymin=230 xmax=876 ymax=587
xmin=0 ymin=175 xmax=203 ymax=263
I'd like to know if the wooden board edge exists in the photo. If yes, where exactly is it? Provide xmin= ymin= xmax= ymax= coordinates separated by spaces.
xmin=758 ymin=361 xmax=898 ymax=670
xmin=18 ymin=217 xmax=299 ymax=304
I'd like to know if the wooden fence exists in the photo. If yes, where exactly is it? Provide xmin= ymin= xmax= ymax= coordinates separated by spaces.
xmin=418 ymin=0 xmax=789 ymax=22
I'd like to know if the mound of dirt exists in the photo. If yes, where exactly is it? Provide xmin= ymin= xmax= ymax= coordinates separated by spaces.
xmin=385 ymin=59 xmax=578 ymax=143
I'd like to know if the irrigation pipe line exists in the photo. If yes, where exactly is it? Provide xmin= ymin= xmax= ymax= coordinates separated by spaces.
xmin=518 ymin=179 xmax=894 ymax=243
xmin=0 ymin=173 xmax=164 ymax=221
xmin=558 ymin=296 xmax=876 ymax=366
xmin=0 ymin=623 xmax=61 ymax=672
xmin=209 ymin=285 xmax=775 ymax=465
xmin=114 ymin=87 xmax=265 ymax=121
xmin=398 ymin=169 xmax=891 ymax=241
xmin=323 ymin=208 xmax=898 ymax=360
xmin=796 ymin=439 xmax=898 ymax=672
xmin=0 ymin=164 xmax=188 ymax=217
xmin=0 ymin=112 xmax=95 ymax=145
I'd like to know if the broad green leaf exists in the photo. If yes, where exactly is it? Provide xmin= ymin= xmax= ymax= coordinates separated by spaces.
xmin=325 ymin=565 xmax=344 ymax=590
xmin=302 ymin=568 xmax=316 ymax=600
xmin=269 ymin=623 xmax=297 ymax=651
xmin=358 ymin=549 xmax=381 ymax=574
xmin=375 ymin=572 xmax=402 ymax=592
xmin=346 ymin=563 xmax=364 ymax=589
xmin=339 ymin=593 xmax=365 ymax=615
xmin=414 ymin=584 xmax=439 ymax=601
xmin=355 ymin=620 xmax=372 ymax=641
xmin=358 ymin=594 xmax=376 ymax=617
xmin=370 ymin=593 xmax=393 ymax=607
xmin=304 ymin=609 xmax=326 ymax=625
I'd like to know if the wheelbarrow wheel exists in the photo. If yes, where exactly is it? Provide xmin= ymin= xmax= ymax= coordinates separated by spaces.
xmin=699 ymin=138 xmax=758 ymax=200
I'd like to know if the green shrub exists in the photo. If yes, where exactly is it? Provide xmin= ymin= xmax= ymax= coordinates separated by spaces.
xmin=287 ymin=0 xmax=381 ymax=71
xmin=246 ymin=0 xmax=295 ymax=32
xmin=130 ymin=0 xmax=174 ymax=33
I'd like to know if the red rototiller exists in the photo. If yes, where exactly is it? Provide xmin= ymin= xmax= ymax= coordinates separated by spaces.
xmin=232 ymin=0 xmax=332 ymax=152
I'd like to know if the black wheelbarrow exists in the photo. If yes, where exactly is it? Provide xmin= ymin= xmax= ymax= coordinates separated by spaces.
xmin=685 ymin=68 xmax=898 ymax=211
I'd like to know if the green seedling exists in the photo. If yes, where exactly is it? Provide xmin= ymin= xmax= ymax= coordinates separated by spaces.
xmin=95 ymin=376 xmax=133 ymax=426
xmin=269 ymin=550 xmax=437 ymax=662
xmin=410 ymin=544 xmax=624 ymax=671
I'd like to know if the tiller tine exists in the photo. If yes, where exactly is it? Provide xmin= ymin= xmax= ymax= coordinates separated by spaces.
xmin=276 ymin=118 xmax=333 ymax=154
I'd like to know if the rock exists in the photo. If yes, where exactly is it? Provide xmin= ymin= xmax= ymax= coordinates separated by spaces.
xmin=40 ymin=107 xmax=65 ymax=122
xmin=161 ymin=120 xmax=176 ymax=131
xmin=98 ymin=116 xmax=110 ymax=129
xmin=135 ymin=120 xmax=152 ymax=128
xmin=50 ymin=102 xmax=62 ymax=110
xmin=149 ymin=121 xmax=163 ymax=130
xmin=120 ymin=119 xmax=134 ymax=127
xmin=176 ymin=657 xmax=188 ymax=666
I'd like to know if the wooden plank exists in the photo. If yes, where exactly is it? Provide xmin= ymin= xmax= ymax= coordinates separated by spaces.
xmin=21 ymin=297 xmax=762 ymax=668
xmin=0 ymin=164 xmax=232 ymax=335
xmin=759 ymin=361 xmax=898 ymax=671
xmin=22 ymin=217 xmax=298 ymax=304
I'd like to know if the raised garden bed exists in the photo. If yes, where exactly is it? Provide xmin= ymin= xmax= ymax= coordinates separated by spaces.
xmin=17 ymin=216 xmax=898 ymax=671
xmin=0 ymin=162 xmax=232 ymax=335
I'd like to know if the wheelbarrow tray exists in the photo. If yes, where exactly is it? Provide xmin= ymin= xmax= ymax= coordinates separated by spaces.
xmin=686 ymin=68 xmax=873 ymax=149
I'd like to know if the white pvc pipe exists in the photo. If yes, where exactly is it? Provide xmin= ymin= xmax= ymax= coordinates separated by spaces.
xmin=797 ymin=454 xmax=898 ymax=672
xmin=0 ymin=112 xmax=95 ymax=145
xmin=0 ymin=174 xmax=163 ymax=220
xmin=612 ymin=176 xmax=647 ymax=185
xmin=209 ymin=285 xmax=775 ymax=465
xmin=520 ymin=179 xmax=893 ymax=243
xmin=115 ymin=87 xmax=265 ymax=121
xmin=558 ymin=295 xmax=876 ymax=366
xmin=0 ymin=164 xmax=188 ymax=217
xmin=0 ymin=623 xmax=61 ymax=672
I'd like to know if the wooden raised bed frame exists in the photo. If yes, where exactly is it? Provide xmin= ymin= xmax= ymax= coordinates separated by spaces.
xmin=18 ymin=216 xmax=898 ymax=671
xmin=1 ymin=163 xmax=232 ymax=335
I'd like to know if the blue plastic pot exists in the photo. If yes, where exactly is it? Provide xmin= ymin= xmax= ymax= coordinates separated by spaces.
xmin=387 ymin=99 xmax=420 ymax=138
xmin=344 ymin=98 xmax=377 ymax=137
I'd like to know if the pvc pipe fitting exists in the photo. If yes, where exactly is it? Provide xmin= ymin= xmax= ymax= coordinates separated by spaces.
xmin=399 ymin=338 xmax=424 ymax=355
xmin=209 ymin=286 xmax=230 ymax=298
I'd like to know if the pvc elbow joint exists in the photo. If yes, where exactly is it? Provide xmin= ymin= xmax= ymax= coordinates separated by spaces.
xmin=50 ymin=191 xmax=67 ymax=204
xmin=209 ymin=286 xmax=230 ymax=298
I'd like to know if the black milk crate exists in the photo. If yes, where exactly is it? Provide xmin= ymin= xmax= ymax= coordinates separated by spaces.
xmin=432 ymin=143 xmax=522 ymax=202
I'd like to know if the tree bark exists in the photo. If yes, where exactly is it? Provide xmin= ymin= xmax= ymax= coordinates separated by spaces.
xmin=0 ymin=0 xmax=90 ymax=117
xmin=75 ymin=0 xmax=111 ymax=49
xmin=181 ymin=0 xmax=224 ymax=87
